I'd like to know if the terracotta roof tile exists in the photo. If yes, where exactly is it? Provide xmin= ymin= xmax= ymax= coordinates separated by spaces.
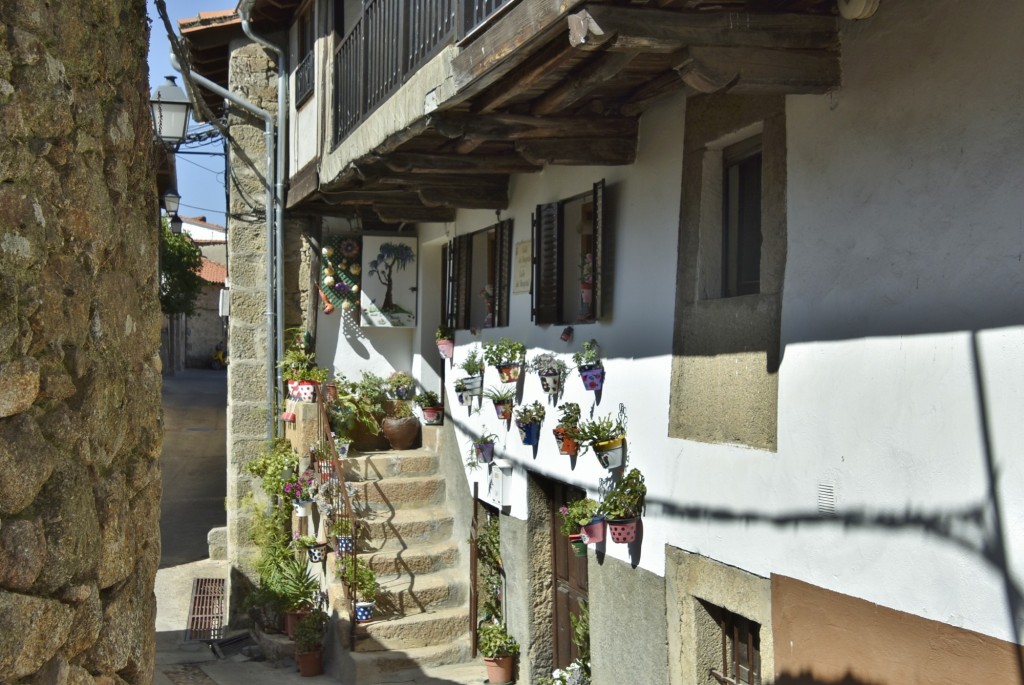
xmin=199 ymin=257 xmax=227 ymax=285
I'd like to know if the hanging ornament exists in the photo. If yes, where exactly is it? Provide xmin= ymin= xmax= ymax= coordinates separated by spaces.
xmin=324 ymin=275 xmax=335 ymax=287
xmin=322 ymin=246 xmax=334 ymax=258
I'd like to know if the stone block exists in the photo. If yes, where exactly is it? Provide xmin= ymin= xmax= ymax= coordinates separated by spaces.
xmin=228 ymin=364 xmax=270 ymax=406
xmin=0 ymin=591 xmax=74 ymax=679
xmin=0 ymin=517 xmax=46 ymax=592
xmin=227 ymin=290 xmax=270 ymax=326
xmin=0 ymin=355 xmax=40 ymax=417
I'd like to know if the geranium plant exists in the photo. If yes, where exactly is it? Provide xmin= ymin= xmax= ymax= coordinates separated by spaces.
xmin=283 ymin=469 xmax=317 ymax=502
xmin=557 ymin=498 xmax=599 ymax=537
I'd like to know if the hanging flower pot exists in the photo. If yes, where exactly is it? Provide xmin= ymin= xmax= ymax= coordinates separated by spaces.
xmin=496 ymin=363 xmax=521 ymax=383
xmin=436 ymin=339 xmax=455 ymax=360
xmin=579 ymin=365 xmax=604 ymax=392
xmin=305 ymin=543 xmax=329 ymax=563
xmin=538 ymin=371 xmax=562 ymax=395
xmin=568 ymin=533 xmax=587 ymax=557
xmin=462 ymin=375 xmax=484 ymax=396
xmin=579 ymin=517 xmax=605 ymax=545
xmin=456 ymin=390 xmax=468 ymax=405
xmin=493 ymin=401 xmax=513 ymax=421
xmin=593 ymin=436 xmax=625 ymax=469
xmin=335 ymin=535 xmax=354 ymax=553
xmin=335 ymin=442 xmax=351 ymax=458
xmin=517 ymin=422 xmax=541 ymax=446
xmin=293 ymin=500 xmax=313 ymax=517
xmin=475 ymin=442 xmax=495 ymax=464
xmin=355 ymin=601 xmax=375 ymax=622
xmin=420 ymin=406 xmax=444 ymax=425
xmin=552 ymin=428 xmax=579 ymax=457
xmin=607 ymin=517 xmax=640 ymax=544
xmin=288 ymin=380 xmax=318 ymax=402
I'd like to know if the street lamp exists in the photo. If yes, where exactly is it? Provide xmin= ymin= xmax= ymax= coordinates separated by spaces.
xmin=150 ymin=76 xmax=192 ymax=147
xmin=163 ymin=190 xmax=181 ymax=215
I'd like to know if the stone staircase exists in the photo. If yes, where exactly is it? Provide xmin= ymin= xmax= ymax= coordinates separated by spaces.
xmin=325 ymin=442 xmax=472 ymax=683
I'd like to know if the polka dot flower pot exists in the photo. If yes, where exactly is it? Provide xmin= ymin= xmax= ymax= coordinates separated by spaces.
xmin=607 ymin=517 xmax=639 ymax=544
xmin=306 ymin=544 xmax=328 ymax=563
xmin=355 ymin=601 xmax=375 ymax=622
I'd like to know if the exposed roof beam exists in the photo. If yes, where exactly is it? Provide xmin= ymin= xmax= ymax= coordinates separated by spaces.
xmin=516 ymin=138 xmax=637 ymax=166
xmin=674 ymin=45 xmax=839 ymax=94
xmin=431 ymin=112 xmax=639 ymax=142
xmin=531 ymin=51 xmax=638 ymax=116
xmin=568 ymin=6 xmax=838 ymax=53
xmin=374 ymin=205 xmax=458 ymax=224
xmin=472 ymin=39 xmax=576 ymax=113
xmin=380 ymin=153 xmax=543 ymax=175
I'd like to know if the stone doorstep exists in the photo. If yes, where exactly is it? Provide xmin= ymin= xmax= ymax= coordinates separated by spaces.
xmin=350 ymin=606 xmax=470 ymax=652
xmin=345 ymin=637 xmax=475 ymax=684
xmin=356 ymin=475 xmax=446 ymax=511
xmin=342 ymin=450 xmax=440 ymax=481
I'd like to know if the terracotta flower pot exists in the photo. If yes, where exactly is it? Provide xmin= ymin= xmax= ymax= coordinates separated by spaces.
xmin=285 ymin=609 xmax=309 ymax=639
xmin=382 ymin=416 xmax=420 ymax=450
xmin=484 ymin=655 xmax=515 ymax=684
xmin=436 ymin=339 xmax=455 ymax=359
xmin=295 ymin=649 xmax=323 ymax=677
xmin=496 ymin=364 xmax=521 ymax=383
xmin=421 ymin=406 xmax=444 ymax=425
xmin=493 ymin=401 xmax=513 ymax=421
xmin=552 ymin=427 xmax=578 ymax=456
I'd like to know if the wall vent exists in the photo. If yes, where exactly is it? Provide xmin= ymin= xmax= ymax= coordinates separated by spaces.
xmin=817 ymin=481 xmax=837 ymax=517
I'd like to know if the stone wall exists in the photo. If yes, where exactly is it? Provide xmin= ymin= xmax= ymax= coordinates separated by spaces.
xmin=0 ymin=1 xmax=162 ymax=683
xmin=225 ymin=38 xmax=277 ymax=575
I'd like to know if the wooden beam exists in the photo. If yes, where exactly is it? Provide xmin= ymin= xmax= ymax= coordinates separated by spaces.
xmin=568 ymin=6 xmax=838 ymax=53
xmin=374 ymin=205 xmax=457 ymax=224
xmin=380 ymin=153 xmax=542 ymax=175
xmin=418 ymin=185 xmax=509 ymax=210
xmin=472 ymin=38 xmax=576 ymax=113
xmin=451 ymin=0 xmax=589 ymax=97
xmin=516 ymin=138 xmax=637 ymax=166
xmin=431 ymin=112 xmax=640 ymax=143
xmin=531 ymin=51 xmax=638 ymax=116
xmin=620 ymin=70 xmax=687 ymax=116
xmin=378 ymin=173 xmax=510 ymax=189
xmin=674 ymin=45 xmax=839 ymax=94
xmin=317 ymin=190 xmax=422 ymax=206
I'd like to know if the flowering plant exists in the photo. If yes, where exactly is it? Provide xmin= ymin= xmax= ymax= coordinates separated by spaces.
xmin=538 ymin=660 xmax=591 ymax=685
xmin=557 ymin=498 xmax=599 ymax=537
xmin=283 ymin=469 xmax=317 ymax=502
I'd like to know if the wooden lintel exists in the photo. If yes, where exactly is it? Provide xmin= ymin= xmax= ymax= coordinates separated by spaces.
xmin=568 ymin=6 xmax=838 ymax=53
xmin=377 ymin=173 xmax=510 ymax=190
xmin=382 ymin=153 xmax=542 ymax=175
xmin=516 ymin=137 xmax=637 ymax=166
xmin=620 ymin=70 xmax=687 ymax=116
xmin=452 ymin=0 xmax=589 ymax=98
xmin=473 ymin=38 xmax=576 ymax=113
xmin=531 ymin=51 xmax=638 ymax=116
xmin=318 ymin=190 xmax=422 ymax=206
xmin=418 ymin=185 xmax=509 ymax=210
xmin=431 ymin=112 xmax=639 ymax=143
xmin=374 ymin=205 xmax=457 ymax=224
xmin=674 ymin=45 xmax=840 ymax=95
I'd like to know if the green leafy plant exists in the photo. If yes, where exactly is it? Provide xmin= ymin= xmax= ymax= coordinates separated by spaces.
xmin=293 ymin=533 xmax=319 ymax=548
xmin=483 ymin=337 xmax=526 ymax=367
xmin=414 ymin=390 xmax=441 ymax=408
xmin=436 ymin=325 xmax=454 ymax=341
xmin=528 ymin=353 xmax=567 ymax=376
xmin=477 ymin=622 xmax=520 ymax=659
xmin=278 ymin=341 xmax=330 ymax=384
xmin=474 ymin=432 xmax=498 ymax=447
xmin=245 ymin=439 xmax=299 ymax=501
xmin=598 ymin=468 xmax=646 ymax=520
xmin=460 ymin=347 xmax=485 ymax=376
xmin=328 ymin=517 xmax=353 ymax=538
xmin=159 ymin=221 xmax=204 ymax=316
xmin=575 ymin=413 xmax=624 ymax=452
xmin=484 ymin=386 xmax=516 ymax=404
xmin=276 ymin=555 xmax=320 ymax=611
xmin=557 ymin=498 xmax=599 ymax=537
xmin=474 ymin=514 xmax=503 ymax=623
xmin=571 ymin=339 xmax=601 ymax=370
xmin=385 ymin=400 xmax=414 ymax=419
xmin=385 ymin=371 xmax=415 ymax=399
xmin=294 ymin=609 xmax=329 ymax=652
xmin=327 ymin=376 xmax=380 ymax=441
xmin=336 ymin=556 xmax=378 ymax=602
xmin=556 ymin=403 xmax=581 ymax=430
xmin=514 ymin=400 xmax=546 ymax=425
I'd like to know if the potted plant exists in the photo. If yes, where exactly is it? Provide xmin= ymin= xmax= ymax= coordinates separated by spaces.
xmin=576 ymin=413 xmax=625 ymax=469
xmin=484 ymin=386 xmax=516 ymax=421
xmin=245 ymin=438 xmax=299 ymax=503
xmin=351 ymin=372 xmax=389 ymax=451
xmin=277 ymin=555 xmax=320 ymax=638
xmin=279 ymin=339 xmax=330 ymax=402
xmin=472 ymin=432 xmax=498 ymax=464
xmin=294 ymin=533 xmax=329 ymax=564
xmin=478 ymin=622 xmax=520 ymax=684
xmin=528 ymin=353 xmax=568 ymax=395
xmin=381 ymin=399 xmax=419 ymax=450
xmin=552 ymin=403 xmax=581 ymax=457
xmin=514 ymin=401 xmax=546 ymax=446
xmin=327 ymin=376 xmax=378 ymax=453
xmin=597 ymin=468 xmax=646 ymax=544
xmin=560 ymin=497 xmax=603 ymax=548
xmin=294 ymin=609 xmax=329 ymax=677
xmin=284 ymin=469 xmax=318 ymax=516
xmin=571 ymin=339 xmax=604 ymax=392
xmin=328 ymin=516 xmax=355 ymax=553
xmin=436 ymin=325 xmax=455 ymax=360
xmin=483 ymin=337 xmax=526 ymax=383
xmin=413 ymin=390 xmax=444 ymax=425
xmin=337 ymin=556 xmax=378 ymax=622
xmin=459 ymin=347 xmax=485 ymax=396
xmin=385 ymin=370 xmax=416 ymax=400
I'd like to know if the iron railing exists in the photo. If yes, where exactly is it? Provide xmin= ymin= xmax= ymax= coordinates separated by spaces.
xmin=333 ymin=0 xmax=514 ymax=144
xmin=295 ymin=50 xmax=315 ymax=107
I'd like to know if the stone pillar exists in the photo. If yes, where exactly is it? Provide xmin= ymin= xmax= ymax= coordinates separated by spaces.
xmin=0 ymin=2 xmax=161 ymax=683
xmin=225 ymin=39 xmax=278 ymax=575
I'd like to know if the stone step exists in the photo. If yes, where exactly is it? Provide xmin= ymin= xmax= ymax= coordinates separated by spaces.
xmin=340 ymin=637 xmax=475 ymax=684
xmin=354 ymin=475 xmax=446 ymax=512
xmin=326 ymin=569 xmax=465 ymax=618
xmin=358 ymin=506 xmax=454 ymax=549
xmin=365 ymin=541 xmax=459 ymax=578
xmin=343 ymin=450 xmax=439 ymax=481
xmin=353 ymin=606 xmax=470 ymax=652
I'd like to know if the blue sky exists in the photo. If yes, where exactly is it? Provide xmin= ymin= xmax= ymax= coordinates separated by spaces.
xmin=148 ymin=0 xmax=231 ymax=227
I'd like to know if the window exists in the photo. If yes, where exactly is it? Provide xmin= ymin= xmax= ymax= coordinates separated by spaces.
xmin=700 ymin=602 xmax=761 ymax=685
xmin=722 ymin=137 xmax=762 ymax=297
xmin=294 ymin=4 xmax=316 ymax=105
xmin=532 ymin=180 xmax=606 ymax=326
xmin=444 ymin=220 xmax=512 ymax=330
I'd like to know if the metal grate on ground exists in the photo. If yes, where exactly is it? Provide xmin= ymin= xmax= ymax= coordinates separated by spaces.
xmin=184 ymin=577 xmax=225 ymax=641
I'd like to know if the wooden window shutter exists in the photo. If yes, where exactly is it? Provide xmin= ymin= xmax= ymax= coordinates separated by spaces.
xmin=494 ymin=219 xmax=513 ymax=327
xmin=591 ymin=179 xmax=606 ymax=321
xmin=448 ymin=234 xmax=472 ymax=329
xmin=533 ymin=202 xmax=562 ymax=325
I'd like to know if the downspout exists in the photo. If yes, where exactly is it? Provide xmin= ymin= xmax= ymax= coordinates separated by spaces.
xmin=239 ymin=2 xmax=288 ymax=405
xmin=170 ymin=53 xmax=278 ymax=440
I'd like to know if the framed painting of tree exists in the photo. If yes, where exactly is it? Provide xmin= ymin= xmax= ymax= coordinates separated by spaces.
xmin=360 ymin=234 xmax=418 ymax=327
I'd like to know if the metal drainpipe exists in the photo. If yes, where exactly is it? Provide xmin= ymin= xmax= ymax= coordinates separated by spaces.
xmin=170 ymin=53 xmax=278 ymax=440
xmin=239 ymin=3 xmax=288 ymax=406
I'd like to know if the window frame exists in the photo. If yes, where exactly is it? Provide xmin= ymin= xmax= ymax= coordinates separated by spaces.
xmin=444 ymin=219 xmax=512 ymax=331
xmin=721 ymin=136 xmax=763 ymax=298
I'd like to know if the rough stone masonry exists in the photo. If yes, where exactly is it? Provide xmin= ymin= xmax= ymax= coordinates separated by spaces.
xmin=0 ymin=1 xmax=163 ymax=684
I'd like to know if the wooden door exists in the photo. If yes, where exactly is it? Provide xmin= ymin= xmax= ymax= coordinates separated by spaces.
xmin=550 ymin=482 xmax=588 ymax=669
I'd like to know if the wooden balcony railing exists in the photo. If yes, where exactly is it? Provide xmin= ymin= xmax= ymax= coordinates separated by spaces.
xmin=333 ymin=0 xmax=514 ymax=144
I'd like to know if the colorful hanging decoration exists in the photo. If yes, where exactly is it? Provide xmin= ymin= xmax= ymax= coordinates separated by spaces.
xmin=320 ymin=236 xmax=362 ymax=313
